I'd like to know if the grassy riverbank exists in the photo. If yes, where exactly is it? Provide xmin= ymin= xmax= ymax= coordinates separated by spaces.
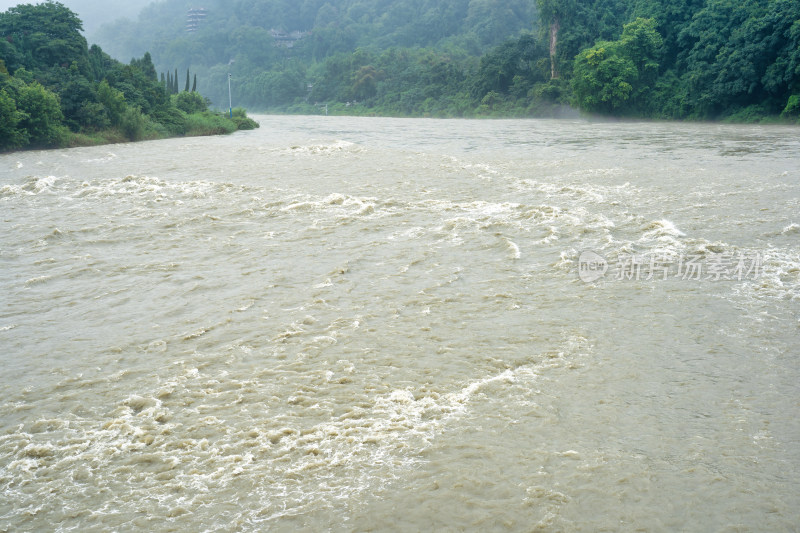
xmin=58 ymin=107 xmax=259 ymax=149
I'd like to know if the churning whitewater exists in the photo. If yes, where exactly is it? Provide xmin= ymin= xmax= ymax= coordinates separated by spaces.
xmin=1 ymin=116 xmax=799 ymax=531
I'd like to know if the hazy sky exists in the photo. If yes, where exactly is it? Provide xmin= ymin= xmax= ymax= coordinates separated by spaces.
xmin=0 ymin=0 xmax=154 ymax=35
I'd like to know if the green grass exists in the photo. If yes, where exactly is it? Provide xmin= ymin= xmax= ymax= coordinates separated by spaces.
xmin=184 ymin=112 xmax=238 ymax=136
xmin=62 ymin=129 xmax=129 ymax=148
xmin=4 ymin=108 xmax=260 ymax=153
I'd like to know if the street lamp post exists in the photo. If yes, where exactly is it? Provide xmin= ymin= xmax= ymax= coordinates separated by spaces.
xmin=228 ymin=73 xmax=232 ymax=118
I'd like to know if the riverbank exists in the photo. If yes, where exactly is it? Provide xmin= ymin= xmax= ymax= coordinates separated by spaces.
xmin=63 ymin=110 xmax=259 ymax=148
xmin=240 ymin=101 xmax=800 ymax=125
xmin=2 ymin=108 xmax=259 ymax=153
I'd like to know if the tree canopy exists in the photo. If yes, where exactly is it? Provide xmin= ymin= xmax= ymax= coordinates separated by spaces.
xmin=3 ymin=0 xmax=797 ymax=129
xmin=0 ymin=1 xmax=257 ymax=152
xmin=85 ymin=0 xmax=800 ymax=121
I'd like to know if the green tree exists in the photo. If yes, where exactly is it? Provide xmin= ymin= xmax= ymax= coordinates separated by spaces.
xmin=0 ymin=1 xmax=89 ymax=75
xmin=782 ymin=94 xmax=800 ymax=119
xmin=620 ymin=17 xmax=663 ymax=76
xmin=351 ymin=65 xmax=382 ymax=100
xmin=677 ymin=0 xmax=762 ymax=117
xmin=15 ymin=80 xmax=65 ymax=146
xmin=88 ymin=44 xmax=116 ymax=82
xmin=74 ymin=101 xmax=111 ymax=131
xmin=130 ymin=52 xmax=158 ymax=82
xmin=0 ymin=87 xmax=28 ymax=149
xmin=173 ymin=90 xmax=208 ymax=114
xmin=572 ymin=42 xmax=638 ymax=113
xmin=572 ymin=18 xmax=662 ymax=115
xmin=119 ymin=105 xmax=147 ymax=141
xmin=0 ymin=39 xmax=24 ymax=74
xmin=53 ymin=63 xmax=96 ymax=130
xmin=472 ymin=33 xmax=549 ymax=97
xmin=96 ymin=79 xmax=127 ymax=125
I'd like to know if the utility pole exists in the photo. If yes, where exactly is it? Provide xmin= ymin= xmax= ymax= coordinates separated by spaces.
xmin=228 ymin=73 xmax=233 ymax=118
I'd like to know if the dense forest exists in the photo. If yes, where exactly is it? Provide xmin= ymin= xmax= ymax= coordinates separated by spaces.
xmin=0 ymin=2 xmax=257 ymax=152
xmin=90 ymin=0 xmax=800 ymax=122
xmin=0 ymin=0 xmax=153 ymax=34
xmin=2 ymin=0 xmax=798 ymax=132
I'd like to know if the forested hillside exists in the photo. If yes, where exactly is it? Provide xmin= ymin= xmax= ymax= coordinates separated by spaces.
xmin=92 ymin=0 xmax=541 ymax=115
xmin=95 ymin=0 xmax=538 ymax=63
xmin=5 ymin=0 xmax=799 ymax=123
xmin=0 ymin=2 xmax=257 ymax=152
xmin=91 ymin=0 xmax=800 ymax=121
xmin=538 ymin=0 xmax=800 ymax=120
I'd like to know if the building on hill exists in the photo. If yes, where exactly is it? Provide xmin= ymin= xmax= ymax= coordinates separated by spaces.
xmin=269 ymin=29 xmax=309 ymax=48
xmin=186 ymin=8 xmax=207 ymax=33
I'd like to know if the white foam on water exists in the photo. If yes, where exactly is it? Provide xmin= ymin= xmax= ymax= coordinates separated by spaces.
xmin=3 ymin=118 xmax=799 ymax=531
xmin=67 ymin=175 xmax=246 ymax=204
xmin=513 ymin=177 xmax=637 ymax=205
xmin=781 ymin=223 xmax=800 ymax=235
xmin=421 ymin=199 xmax=599 ymax=243
xmin=0 ymin=184 xmax=19 ymax=197
xmin=284 ymin=140 xmax=359 ymax=156
xmin=237 ymin=300 xmax=256 ymax=312
xmin=731 ymin=247 xmax=800 ymax=302
xmin=85 ymin=152 xmax=117 ymax=163
xmin=642 ymin=219 xmax=686 ymax=239
xmin=27 ymin=175 xmax=59 ymax=193
xmin=279 ymin=194 xmax=381 ymax=223
xmin=537 ymin=226 xmax=560 ymax=245
xmin=601 ymin=218 xmax=691 ymax=262
xmin=503 ymin=237 xmax=521 ymax=259
xmin=1 ymin=175 xmax=60 ymax=196
xmin=0 ymin=332 xmax=591 ymax=530
xmin=24 ymin=275 xmax=53 ymax=286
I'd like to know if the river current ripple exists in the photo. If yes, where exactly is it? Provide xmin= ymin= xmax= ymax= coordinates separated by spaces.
xmin=1 ymin=116 xmax=799 ymax=531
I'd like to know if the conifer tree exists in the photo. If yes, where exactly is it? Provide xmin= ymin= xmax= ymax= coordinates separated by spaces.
xmin=192 ymin=74 xmax=197 ymax=92
xmin=184 ymin=68 xmax=190 ymax=92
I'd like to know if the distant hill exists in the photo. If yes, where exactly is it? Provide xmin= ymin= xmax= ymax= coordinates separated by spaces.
xmin=91 ymin=0 xmax=800 ymax=122
xmin=93 ymin=0 xmax=539 ymax=61
xmin=91 ymin=0 xmax=541 ymax=110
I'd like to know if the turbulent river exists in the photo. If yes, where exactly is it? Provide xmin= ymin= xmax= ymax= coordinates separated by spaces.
xmin=1 ymin=116 xmax=799 ymax=531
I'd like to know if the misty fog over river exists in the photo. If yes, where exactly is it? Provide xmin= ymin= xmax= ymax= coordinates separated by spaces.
xmin=1 ymin=116 xmax=799 ymax=531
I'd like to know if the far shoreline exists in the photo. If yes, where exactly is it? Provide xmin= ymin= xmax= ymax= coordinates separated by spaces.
xmin=239 ymin=105 xmax=800 ymax=127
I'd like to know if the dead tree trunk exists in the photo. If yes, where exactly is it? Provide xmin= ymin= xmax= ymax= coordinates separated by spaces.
xmin=549 ymin=17 xmax=560 ymax=79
